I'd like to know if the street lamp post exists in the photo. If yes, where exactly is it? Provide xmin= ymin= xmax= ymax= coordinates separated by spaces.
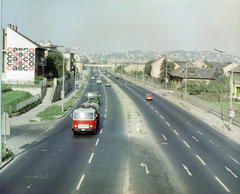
xmin=185 ymin=61 xmax=187 ymax=102
xmin=214 ymin=48 xmax=234 ymax=129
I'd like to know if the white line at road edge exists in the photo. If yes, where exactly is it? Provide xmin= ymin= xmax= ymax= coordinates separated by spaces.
xmin=76 ymin=174 xmax=85 ymax=190
xmin=88 ymin=153 xmax=94 ymax=163
xmin=215 ymin=176 xmax=230 ymax=192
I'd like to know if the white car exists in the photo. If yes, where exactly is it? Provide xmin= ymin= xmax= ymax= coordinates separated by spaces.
xmin=91 ymin=76 xmax=95 ymax=80
xmin=107 ymin=74 xmax=110 ymax=77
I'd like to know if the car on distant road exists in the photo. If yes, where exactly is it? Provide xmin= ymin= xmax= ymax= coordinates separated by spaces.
xmin=145 ymin=93 xmax=153 ymax=101
xmin=106 ymin=83 xmax=111 ymax=87
xmin=120 ymin=77 xmax=123 ymax=79
xmin=107 ymin=74 xmax=110 ymax=77
xmin=91 ymin=76 xmax=95 ymax=80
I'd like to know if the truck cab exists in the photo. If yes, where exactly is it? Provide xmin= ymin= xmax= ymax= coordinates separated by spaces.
xmin=71 ymin=103 xmax=100 ymax=135
xmin=85 ymin=91 xmax=101 ymax=104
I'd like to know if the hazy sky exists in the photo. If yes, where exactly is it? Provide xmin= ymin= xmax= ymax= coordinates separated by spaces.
xmin=2 ymin=0 xmax=240 ymax=55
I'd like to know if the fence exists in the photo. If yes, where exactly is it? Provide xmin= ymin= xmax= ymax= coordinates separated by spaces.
xmin=2 ymin=94 xmax=40 ymax=115
xmin=174 ymin=89 xmax=240 ymax=124
xmin=2 ymin=79 xmax=46 ymax=87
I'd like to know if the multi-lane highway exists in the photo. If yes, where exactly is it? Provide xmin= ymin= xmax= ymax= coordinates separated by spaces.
xmin=0 ymin=70 xmax=239 ymax=194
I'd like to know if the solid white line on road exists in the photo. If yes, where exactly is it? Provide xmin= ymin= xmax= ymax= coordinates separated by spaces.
xmin=182 ymin=164 xmax=192 ymax=176
xmin=76 ymin=174 xmax=85 ymax=190
xmin=197 ymin=130 xmax=203 ymax=135
xmin=162 ymin=134 xmax=167 ymax=140
xmin=228 ymin=155 xmax=240 ymax=164
xmin=225 ymin=166 xmax=238 ymax=178
xmin=95 ymin=139 xmax=99 ymax=146
xmin=192 ymin=136 xmax=199 ymax=142
xmin=173 ymin=130 xmax=179 ymax=136
xmin=183 ymin=140 xmax=190 ymax=148
xmin=186 ymin=121 xmax=191 ymax=126
xmin=166 ymin=122 xmax=170 ymax=126
xmin=196 ymin=155 xmax=206 ymax=165
xmin=88 ymin=153 xmax=94 ymax=163
xmin=215 ymin=176 xmax=230 ymax=192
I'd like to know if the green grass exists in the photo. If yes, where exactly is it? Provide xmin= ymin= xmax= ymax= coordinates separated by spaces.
xmin=37 ymin=105 xmax=64 ymax=121
xmin=212 ymin=101 xmax=240 ymax=112
xmin=2 ymin=90 xmax=33 ymax=106
xmin=36 ymin=83 xmax=86 ymax=121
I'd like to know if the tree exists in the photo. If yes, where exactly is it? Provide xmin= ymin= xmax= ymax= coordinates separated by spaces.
xmin=45 ymin=52 xmax=68 ymax=78
xmin=144 ymin=59 xmax=155 ymax=77
xmin=159 ymin=57 xmax=175 ymax=83
xmin=211 ymin=67 xmax=224 ymax=82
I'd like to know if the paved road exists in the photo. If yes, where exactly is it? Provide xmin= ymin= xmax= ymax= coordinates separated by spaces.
xmin=0 ymin=70 xmax=239 ymax=193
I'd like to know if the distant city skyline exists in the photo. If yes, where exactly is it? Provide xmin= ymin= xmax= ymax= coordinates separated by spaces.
xmin=2 ymin=0 xmax=240 ymax=55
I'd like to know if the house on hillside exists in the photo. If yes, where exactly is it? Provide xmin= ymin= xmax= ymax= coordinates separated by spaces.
xmin=208 ymin=61 xmax=238 ymax=75
xmin=231 ymin=65 xmax=240 ymax=99
xmin=2 ymin=24 xmax=46 ymax=83
xmin=170 ymin=60 xmax=216 ymax=87
xmin=151 ymin=55 xmax=180 ymax=78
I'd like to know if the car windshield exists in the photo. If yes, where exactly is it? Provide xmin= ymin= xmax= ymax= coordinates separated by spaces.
xmin=74 ymin=112 xmax=93 ymax=120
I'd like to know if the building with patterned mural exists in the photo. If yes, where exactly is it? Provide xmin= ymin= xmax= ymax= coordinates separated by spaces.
xmin=2 ymin=24 xmax=46 ymax=83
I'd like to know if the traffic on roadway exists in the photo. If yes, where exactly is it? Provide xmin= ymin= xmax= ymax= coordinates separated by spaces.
xmin=0 ymin=69 xmax=239 ymax=194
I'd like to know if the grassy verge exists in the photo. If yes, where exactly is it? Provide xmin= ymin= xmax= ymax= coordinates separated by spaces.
xmin=212 ymin=101 xmax=240 ymax=112
xmin=2 ymin=90 xmax=33 ymax=106
xmin=36 ymin=83 xmax=86 ymax=121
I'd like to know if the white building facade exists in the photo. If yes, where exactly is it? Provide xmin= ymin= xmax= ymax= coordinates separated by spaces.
xmin=2 ymin=24 xmax=45 ymax=83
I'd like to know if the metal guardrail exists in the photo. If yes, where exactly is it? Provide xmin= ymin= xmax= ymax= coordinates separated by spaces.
xmin=2 ymin=94 xmax=40 ymax=115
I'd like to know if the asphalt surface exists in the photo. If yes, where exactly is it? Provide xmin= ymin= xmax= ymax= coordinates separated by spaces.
xmin=0 ymin=71 xmax=240 ymax=193
xmin=2 ymin=73 xmax=240 ymax=163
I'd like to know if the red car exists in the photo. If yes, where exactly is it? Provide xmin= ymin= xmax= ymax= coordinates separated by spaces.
xmin=120 ymin=77 xmax=123 ymax=79
xmin=145 ymin=93 xmax=153 ymax=101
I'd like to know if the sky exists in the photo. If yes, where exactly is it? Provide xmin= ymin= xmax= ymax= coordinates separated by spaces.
xmin=2 ymin=0 xmax=240 ymax=55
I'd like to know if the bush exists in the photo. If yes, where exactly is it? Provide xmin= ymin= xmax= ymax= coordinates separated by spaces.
xmin=2 ymin=85 xmax=13 ymax=93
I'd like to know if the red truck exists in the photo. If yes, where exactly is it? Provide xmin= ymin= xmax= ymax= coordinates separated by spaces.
xmin=71 ymin=102 xmax=100 ymax=135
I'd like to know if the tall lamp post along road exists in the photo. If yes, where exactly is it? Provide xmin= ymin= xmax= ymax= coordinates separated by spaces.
xmin=214 ymin=48 xmax=234 ymax=128
xmin=62 ymin=47 xmax=79 ymax=112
